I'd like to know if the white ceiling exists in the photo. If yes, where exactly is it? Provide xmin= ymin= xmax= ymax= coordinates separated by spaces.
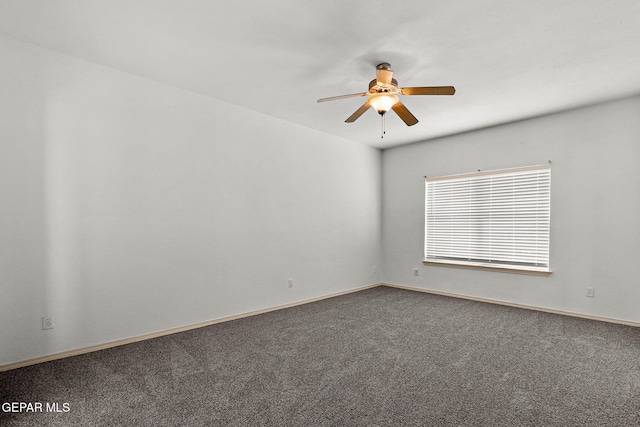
xmin=1 ymin=0 xmax=640 ymax=149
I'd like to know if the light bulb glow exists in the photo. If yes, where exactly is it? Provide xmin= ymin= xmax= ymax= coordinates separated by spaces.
xmin=369 ymin=93 xmax=399 ymax=114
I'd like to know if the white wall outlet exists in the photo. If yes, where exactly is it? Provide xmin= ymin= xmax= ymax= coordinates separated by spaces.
xmin=586 ymin=287 xmax=595 ymax=297
xmin=288 ymin=279 xmax=293 ymax=288
xmin=414 ymin=268 xmax=419 ymax=276
xmin=42 ymin=316 xmax=54 ymax=330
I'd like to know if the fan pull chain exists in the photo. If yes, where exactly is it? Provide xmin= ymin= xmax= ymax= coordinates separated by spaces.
xmin=381 ymin=114 xmax=386 ymax=139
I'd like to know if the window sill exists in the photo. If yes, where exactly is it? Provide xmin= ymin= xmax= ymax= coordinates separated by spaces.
xmin=423 ymin=260 xmax=553 ymax=276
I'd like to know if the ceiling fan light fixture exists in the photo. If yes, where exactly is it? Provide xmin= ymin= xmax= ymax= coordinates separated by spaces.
xmin=369 ymin=93 xmax=399 ymax=115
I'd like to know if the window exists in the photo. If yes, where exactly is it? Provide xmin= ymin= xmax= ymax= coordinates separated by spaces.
xmin=424 ymin=164 xmax=551 ymax=274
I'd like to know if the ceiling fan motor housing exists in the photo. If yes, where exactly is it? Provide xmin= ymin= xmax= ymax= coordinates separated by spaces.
xmin=369 ymin=78 xmax=399 ymax=93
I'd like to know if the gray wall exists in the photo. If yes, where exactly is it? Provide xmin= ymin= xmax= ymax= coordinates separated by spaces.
xmin=382 ymin=95 xmax=640 ymax=323
xmin=0 ymin=36 xmax=382 ymax=365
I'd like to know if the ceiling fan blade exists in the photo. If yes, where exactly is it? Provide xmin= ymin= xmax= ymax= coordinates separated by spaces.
xmin=399 ymin=86 xmax=456 ymax=96
xmin=345 ymin=101 xmax=371 ymax=123
xmin=317 ymin=92 xmax=368 ymax=103
xmin=391 ymin=101 xmax=419 ymax=126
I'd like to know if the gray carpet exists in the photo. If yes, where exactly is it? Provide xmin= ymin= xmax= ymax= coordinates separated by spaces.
xmin=1 ymin=286 xmax=639 ymax=426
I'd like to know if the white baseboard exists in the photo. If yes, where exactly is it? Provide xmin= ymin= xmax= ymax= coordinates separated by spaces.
xmin=381 ymin=282 xmax=640 ymax=328
xmin=0 ymin=283 xmax=380 ymax=372
xmin=4 ymin=281 xmax=637 ymax=372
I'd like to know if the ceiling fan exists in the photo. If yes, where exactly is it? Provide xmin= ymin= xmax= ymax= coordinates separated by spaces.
xmin=317 ymin=63 xmax=455 ymax=127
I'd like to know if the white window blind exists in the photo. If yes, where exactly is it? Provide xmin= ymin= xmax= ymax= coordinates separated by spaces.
xmin=425 ymin=165 xmax=551 ymax=272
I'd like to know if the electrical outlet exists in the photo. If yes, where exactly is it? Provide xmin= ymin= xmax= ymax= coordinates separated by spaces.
xmin=414 ymin=268 xmax=419 ymax=276
xmin=586 ymin=287 xmax=595 ymax=297
xmin=42 ymin=316 xmax=54 ymax=330
xmin=288 ymin=279 xmax=293 ymax=288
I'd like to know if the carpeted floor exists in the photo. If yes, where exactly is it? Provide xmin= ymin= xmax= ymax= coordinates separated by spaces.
xmin=1 ymin=286 xmax=639 ymax=426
